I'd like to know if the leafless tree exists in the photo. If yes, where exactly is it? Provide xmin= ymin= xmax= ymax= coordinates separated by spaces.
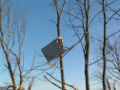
xmin=93 ymin=35 xmax=120 ymax=90
xmin=52 ymin=0 xmax=66 ymax=90
xmin=106 ymin=36 xmax=120 ymax=89
xmin=65 ymin=0 xmax=91 ymax=90
xmin=65 ymin=0 xmax=120 ymax=90
xmin=0 ymin=1 xmax=36 ymax=90
xmin=42 ymin=0 xmax=78 ymax=90
xmin=92 ymin=0 xmax=120 ymax=90
xmin=0 ymin=0 xmax=17 ymax=89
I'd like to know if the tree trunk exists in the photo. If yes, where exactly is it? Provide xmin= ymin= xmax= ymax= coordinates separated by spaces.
xmin=102 ymin=0 xmax=107 ymax=90
xmin=84 ymin=0 xmax=90 ymax=90
xmin=85 ymin=31 xmax=90 ymax=90
xmin=57 ymin=15 xmax=66 ymax=90
xmin=0 ymin=1 xmax=17 ymax=90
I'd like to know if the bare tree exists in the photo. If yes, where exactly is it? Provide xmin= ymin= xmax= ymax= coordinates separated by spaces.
xmin=106 ymin=36 xmax=120 ymax=89
xmin=92 ymin=0 xmax=120 ymax=90
xmin=93 ymin=35 xmax=120 ymax=90
xmin=53 ymin=0 xmax=66 ymax=90
xmin=0 ymin=0 xmax=17 ymax=89
xmin=65 ymin=0 xmax=120 ymax=90
xmin=66 ymin=0 xmax=91 ymax=90
xmin=0 ymin=1 xmax=36 ymax=90
xmin=42 ymin=0 xmax=78 ymax=90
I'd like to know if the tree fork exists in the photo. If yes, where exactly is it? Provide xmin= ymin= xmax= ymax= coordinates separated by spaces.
xmin=0 ymin=1 xmax=17 ymax=90
xmin=54 ymin=0 xmax=66 ymax=89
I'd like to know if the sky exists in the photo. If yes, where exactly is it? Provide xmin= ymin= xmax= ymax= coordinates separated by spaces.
xmin=0 ymin=0 xmax=120 ymax=90
xmin=16 ymin=0 xmax=86 ymax=89
xmin=0 ymin=0 xmax=102 ymax=90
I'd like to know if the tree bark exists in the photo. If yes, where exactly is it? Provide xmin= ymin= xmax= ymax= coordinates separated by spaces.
xmin=57 ymin=15 xmax=66 ymax=90
xmin=54 ymin=0 xmax=66 ymax=89
xmin=0 ymin=40 xmax=17 ymax=90
xmin=84 ymin=0 xmax=90 ymax=90
xmin=102 ymin=0 xmax=107 ymax=90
